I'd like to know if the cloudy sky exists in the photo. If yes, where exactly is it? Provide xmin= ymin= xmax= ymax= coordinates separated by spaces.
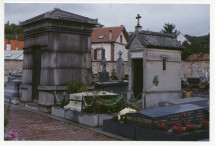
xmin=4 ymin=3 xmax=210 ymax=36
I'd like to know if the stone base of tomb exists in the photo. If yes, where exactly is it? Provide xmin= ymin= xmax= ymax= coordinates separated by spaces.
xmin=51 ymin=106 xmax=116 ymax=127
xmin=38 ymin=104 xmax=52 ymax=113
xmin=4 ymin=97 xmax=20 ymax=105
xmin=103 ymin=119 xmax=209 ymax=141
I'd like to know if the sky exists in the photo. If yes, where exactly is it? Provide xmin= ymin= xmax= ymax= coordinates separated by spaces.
xmin=4 ymin=3 xmax=210 ymax=36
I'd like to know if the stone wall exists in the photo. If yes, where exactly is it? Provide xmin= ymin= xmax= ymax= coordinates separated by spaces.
xmin=4 ymin=60 xmax=209 ymax=79
xmin=4 ymin=60 xmax=23 ymax=75
xmin=181 ymin=61 xmax=209 ymax=78
xmin=92 ymin=61 xmax=129 ymax=76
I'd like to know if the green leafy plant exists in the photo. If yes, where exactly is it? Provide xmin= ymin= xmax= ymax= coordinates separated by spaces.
xmin=67 ymin=80 xmax=88 ymax=94
xmin=59 ymin=97 xmax=70 ymax=108
xmin=4 ymin=105 xmax=11 ymax=127
xmin=83 ymin=96 xmax=126 ymax=114
xmin=152 ymin=75 xmax=159 ymax=86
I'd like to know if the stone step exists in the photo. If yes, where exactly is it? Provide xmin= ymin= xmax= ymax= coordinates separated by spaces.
xmin=25 ymin=102 xmax=38 ymax=111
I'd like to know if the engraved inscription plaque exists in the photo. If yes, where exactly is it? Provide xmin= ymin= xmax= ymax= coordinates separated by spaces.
xmin=126 ymin=104 xmax=205 ymax=128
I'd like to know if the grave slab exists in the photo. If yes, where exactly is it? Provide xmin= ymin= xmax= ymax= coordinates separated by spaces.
xmin=126 ymin=104 xmax=205 ymax=128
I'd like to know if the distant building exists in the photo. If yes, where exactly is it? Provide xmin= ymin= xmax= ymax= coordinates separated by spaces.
xmin=91 ymin=26 xmax=129 ymax=61
xmin=4 ymin=50 xmax=23 ymax=75
xmin=176 ymin=31 xmax=191 ymax=45
xmin=4 ymin=39 xmax=24 ymax=50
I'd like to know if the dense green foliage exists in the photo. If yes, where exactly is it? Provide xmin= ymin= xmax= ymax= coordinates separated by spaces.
xmin=181 ymin=34 xmax=210 ymax=60
xmin=5 ymin=22 xmax=24 ymax=41
xmin=161 ymin=23 xmax=178 ymax=35
xmin=83 ymin=96 xmax=126 ymax=114
xmin=67 ymin=80 xmax=88 ymax=94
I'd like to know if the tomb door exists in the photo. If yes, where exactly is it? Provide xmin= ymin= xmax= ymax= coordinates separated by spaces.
xmin=132 ymin=59 xmax=143 ymax=99
xmin=32 ymin=47 xmax=41 ymax=102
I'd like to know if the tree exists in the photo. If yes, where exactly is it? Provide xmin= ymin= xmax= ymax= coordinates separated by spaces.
xmin=161 ymin=23 xmax=178 ymax=35
xmin=95 ymin=23 xmax=105 ymax=28
xmin=4 ymin=23 xmax=24 ymax=41
xmin=181 ymin=34 xmax=210 ymax=60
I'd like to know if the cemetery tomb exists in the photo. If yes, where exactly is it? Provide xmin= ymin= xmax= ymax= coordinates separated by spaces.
xmin=64 ymin=91 xmax=119 ymax=111
xmin=19 ymin=8 xmax=97 ymax=112
xmin=126 ymin=14 xmax=183 ymax=108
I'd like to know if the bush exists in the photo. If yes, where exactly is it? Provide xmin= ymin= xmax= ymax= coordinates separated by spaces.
xmin=83 ymin=96 xmax=126 ymax=114
xmin=67 ymin=80 xmax=87 ymax=94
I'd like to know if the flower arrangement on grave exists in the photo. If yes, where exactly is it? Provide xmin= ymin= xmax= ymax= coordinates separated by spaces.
xmin=185 ymin=124 xmax=196 ymax=132
xmin=172 ymin=125 xmax=184 ymax=134
xmin=112 ymin=115 xmax=118 ymax=121
xmin=165 ymin=121 xmax=209 ymax=134
xmin=157 ymin=123 xmax=168 ymax=131
xmin=118 ymin=108 xmax=136 ymax=123
xmin=199 ymin=120 xmax=209 ymax=129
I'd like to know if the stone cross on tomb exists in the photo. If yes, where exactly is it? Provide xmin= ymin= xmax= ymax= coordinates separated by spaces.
xmin=118 ymin=51 xmax=122 ymax=59
xmin=136 ymin=14 xmax=141 ymax=26
xmin=101 ymin=58 xmax=107 ymax=72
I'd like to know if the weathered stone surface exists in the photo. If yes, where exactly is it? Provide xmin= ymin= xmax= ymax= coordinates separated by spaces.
xmin=116 ymin=51 xmax=125 ymax=80
xmin=79 ymin=113 xmax=99 ymax=127
xmin=19 ymin=8 xmax=97 ymax=112
xmin=4 ymin=60 xmax=23 ymax=75
xmin=52 ymin=107 xmax=65 ymax=118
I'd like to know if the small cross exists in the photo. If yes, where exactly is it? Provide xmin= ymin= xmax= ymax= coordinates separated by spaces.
xmin=118 ymin=51 xmax=122 ymax=59
xmin=136 ymin=14 xmax=141 ymax=26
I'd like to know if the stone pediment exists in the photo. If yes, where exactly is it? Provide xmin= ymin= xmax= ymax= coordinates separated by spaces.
xmin=20 ymin=8 xmax=97 ymax=26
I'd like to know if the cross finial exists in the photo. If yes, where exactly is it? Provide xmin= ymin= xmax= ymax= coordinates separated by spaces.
xmin=118 ymin=51 xmax=122 ymax=59
xmin=136 ymin=14 xmax=141 ymax=26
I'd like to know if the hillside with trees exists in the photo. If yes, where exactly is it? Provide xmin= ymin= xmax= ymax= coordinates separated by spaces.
xmin=161 ymin=23 xmax=210 ymax=60
xmin=5 ymin=22 xmax=24 ymax=41
xmin=182 ymin=34 xmax=210 ymax=60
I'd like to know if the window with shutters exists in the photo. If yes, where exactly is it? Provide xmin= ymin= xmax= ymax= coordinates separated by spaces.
xmin=120 ymin=35 xmax=123 ymax=43
xmin=94 ymin=48 xmax=105 ymax=61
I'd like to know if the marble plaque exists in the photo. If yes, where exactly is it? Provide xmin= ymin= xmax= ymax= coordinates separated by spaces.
xmin=126 ymin=104 xmax=205 ymax=128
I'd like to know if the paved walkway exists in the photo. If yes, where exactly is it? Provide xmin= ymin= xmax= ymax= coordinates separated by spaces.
xmin=5 ymin=105 xmax=117 ymax=141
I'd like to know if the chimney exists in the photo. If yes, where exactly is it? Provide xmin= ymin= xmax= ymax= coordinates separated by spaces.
xmin=109 ymin=30 xmax=112 ymax=40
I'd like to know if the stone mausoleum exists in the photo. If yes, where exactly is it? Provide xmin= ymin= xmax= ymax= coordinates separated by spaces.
xmin=126 ymin=14 xmax=183 ymax=109
xmin=19 ymin=8 xmax=97 ymax=112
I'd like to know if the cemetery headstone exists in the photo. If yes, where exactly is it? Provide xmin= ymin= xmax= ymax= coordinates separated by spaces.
xmin=98 ymin=58 xmax=109 ymax=82
xmin=126 ymin=104 xmax=205 ymax=128
xmin=116 ymin=51 xmax=125 ymax=80
xmin=192 ymin=64 xmax=199 ymax=78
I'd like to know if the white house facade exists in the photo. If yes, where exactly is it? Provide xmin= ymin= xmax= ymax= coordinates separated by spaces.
xmin=91 ymin=26 xmax=129 ymax=61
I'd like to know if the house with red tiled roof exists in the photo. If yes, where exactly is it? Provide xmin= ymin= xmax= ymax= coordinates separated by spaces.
xmin=4 ymin=39 xmax=24 ymax=50
xmin=91 ymin=25 xmax=129 ymax=61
